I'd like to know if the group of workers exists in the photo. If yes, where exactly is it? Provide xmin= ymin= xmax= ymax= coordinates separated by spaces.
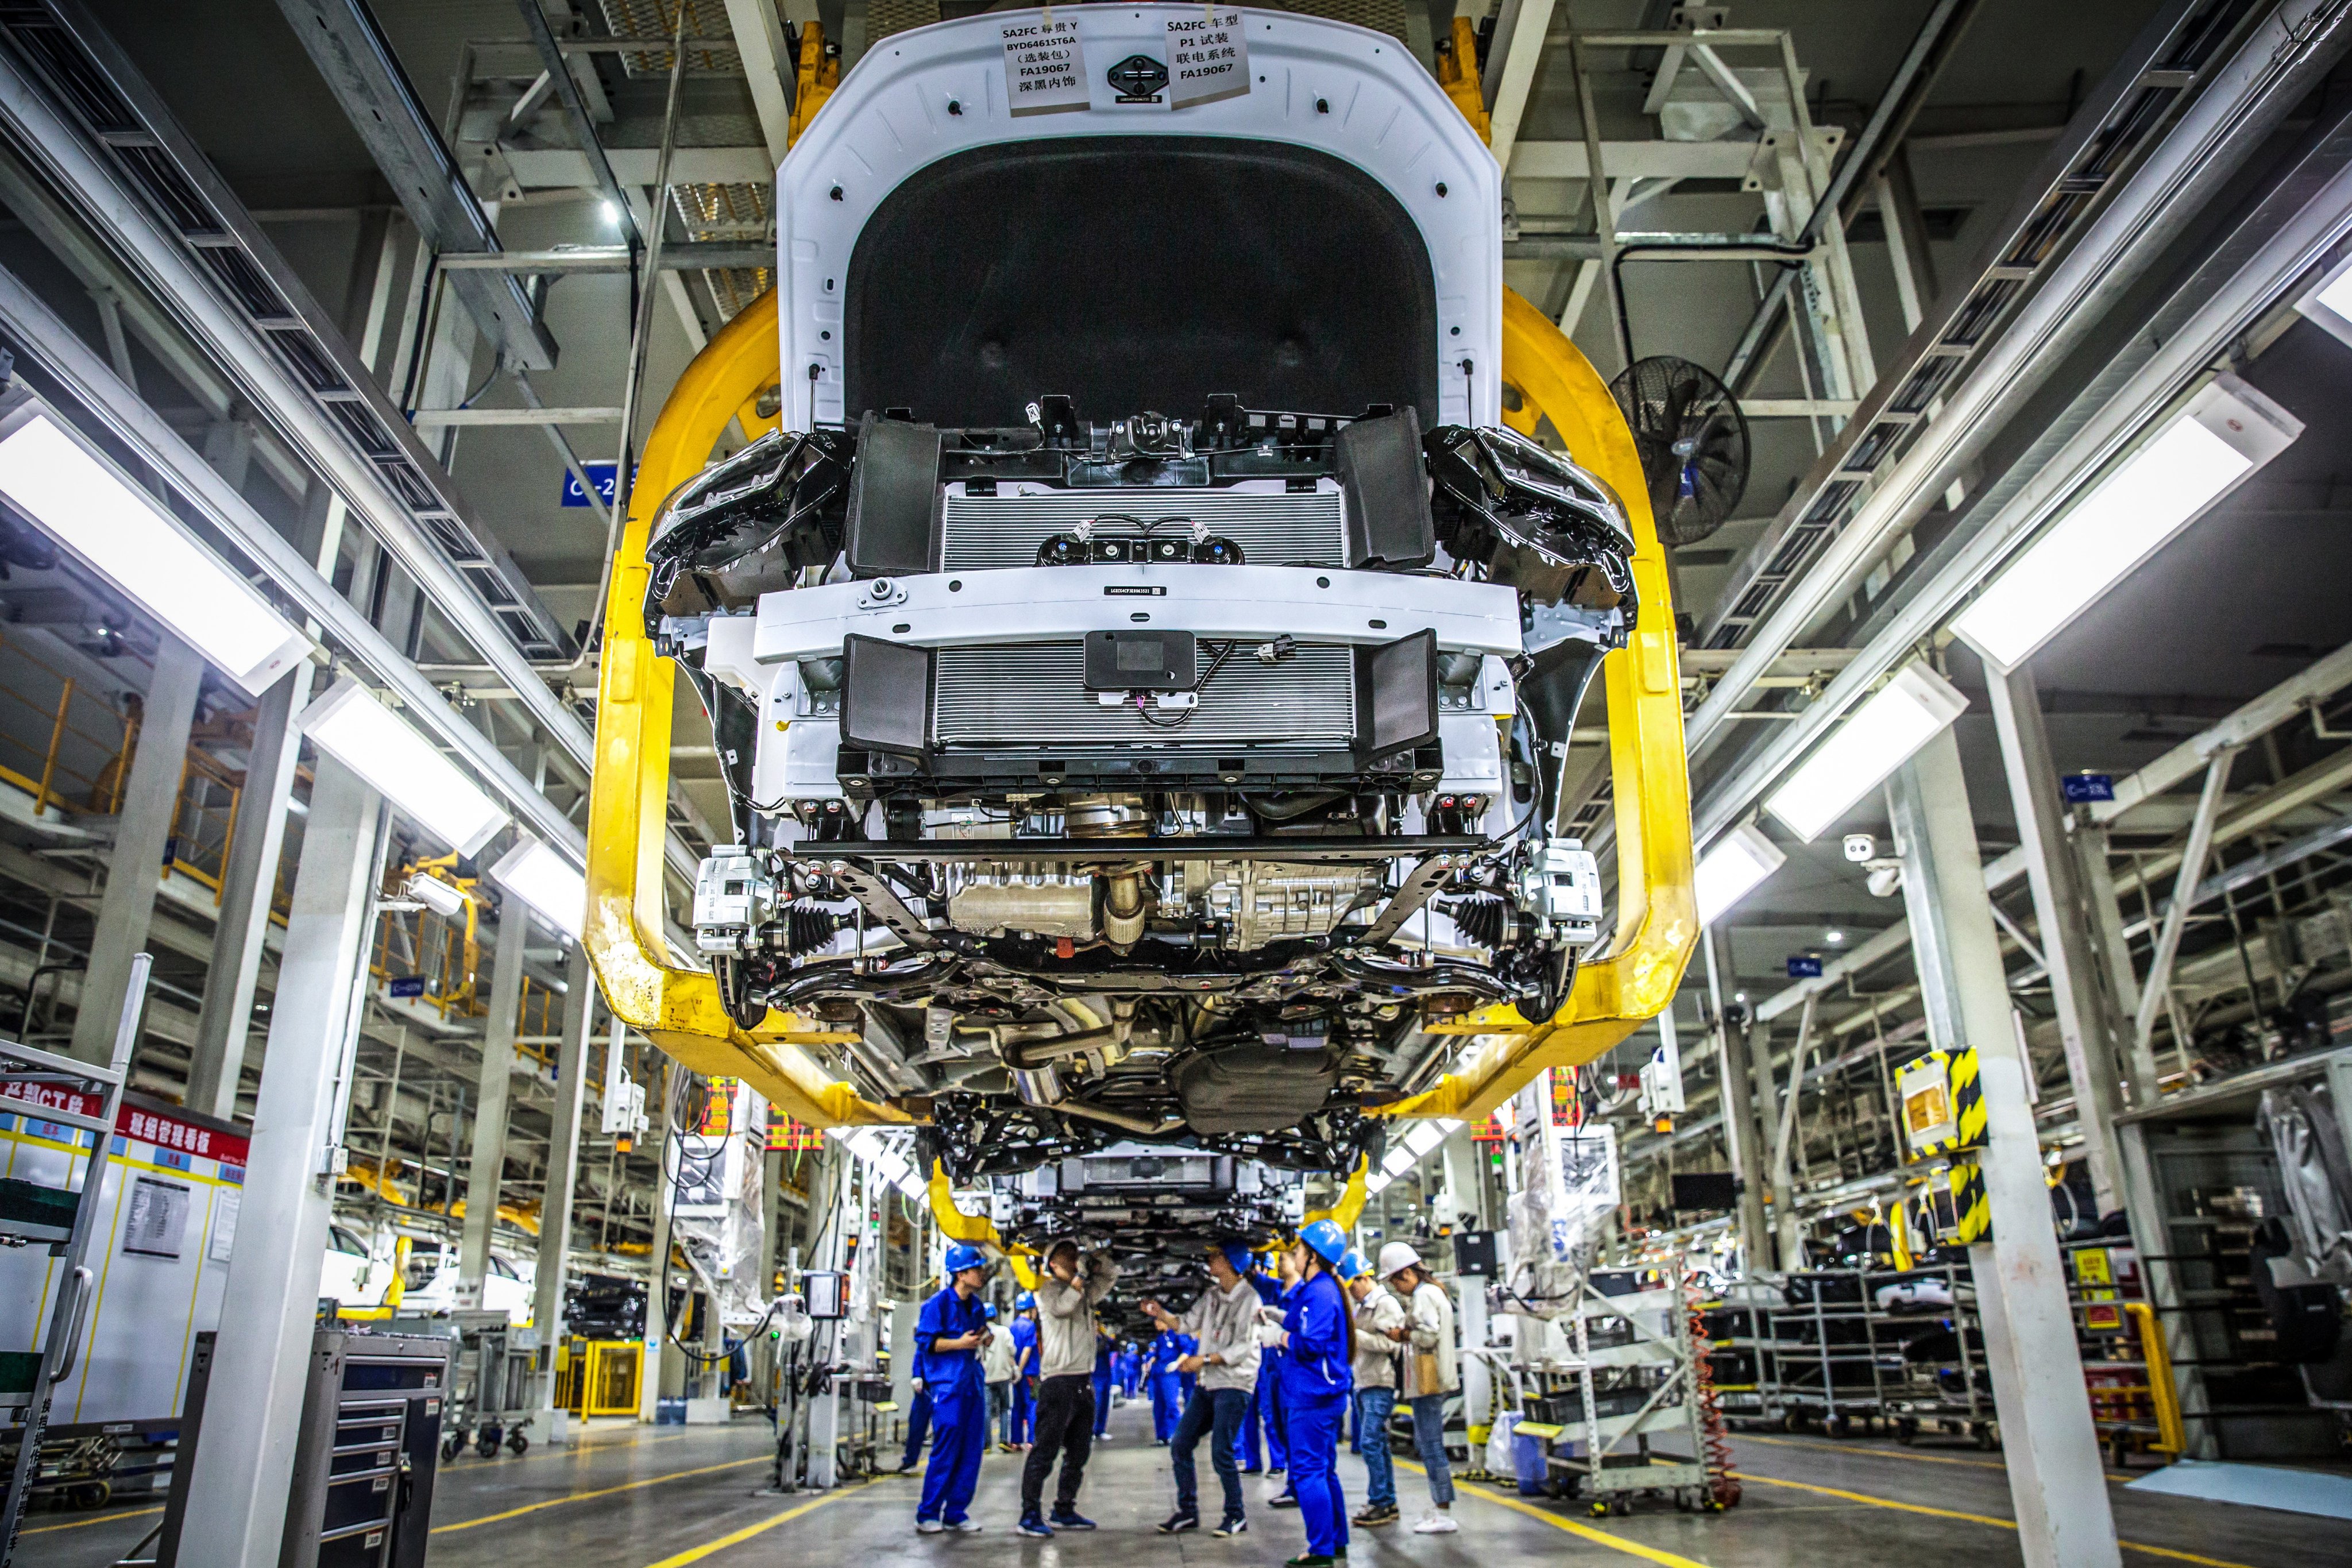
xmin=907 ymin=1222 xmax=1461 ymax=1568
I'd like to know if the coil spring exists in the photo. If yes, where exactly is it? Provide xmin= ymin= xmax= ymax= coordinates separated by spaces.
xmin=782 ymin=906 xmax=845 ymax=955
xmin=1442 ymin=894 xmax=1510 ymax=949
xmin=1687 ymin=1280 xmax=1741 ymax=1508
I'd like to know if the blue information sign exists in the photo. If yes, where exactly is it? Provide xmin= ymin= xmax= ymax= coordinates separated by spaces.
xmin=388 ymin=975 xmax=427 ymax=999
xmin=1786 ymin=956 xmax=1824 ymax=979
xmin=2060 ymin=773 xmax=2115 ymax=804
xmin=561 ymin=460 xmax=624 ymax=508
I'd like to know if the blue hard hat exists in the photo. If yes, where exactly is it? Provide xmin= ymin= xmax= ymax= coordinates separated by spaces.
xmin=1339 ymin=1249 xmax=1370 ymax=1281
xmin=1219 ymin=1241 xmax=1256 ymax=1276
xmin=1017 ymin=1291 xmax=1036 ymax=1310
xmin=1299 ymin=1218 xmax=1349 ymax=1267
xmin=984 ymin=1304 xmax=999 ymax=1320
xmin=944 ymin=1242 xmax=988 ymax=1275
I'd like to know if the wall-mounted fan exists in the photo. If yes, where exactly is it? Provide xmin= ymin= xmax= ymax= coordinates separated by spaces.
xmin=1608 ymin=356 xmax=1749 ymax=548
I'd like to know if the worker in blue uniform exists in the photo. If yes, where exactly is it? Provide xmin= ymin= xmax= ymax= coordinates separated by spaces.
xmin=1145 ymin=1323 xmax=1195 ymax=1443
xmin=1092 ymin=1327 xmax=1116 ymax=1438
xmin=913 ymin=1243 xmax=995 ymax=1533
xmin=1118 ymin=1343 xmax=1142 ymax=1398
xmin=898 ymin=1377 xmax=933 ymax=1473
xmin=1268 ymin=1219 xmax=1355 ymax=1568
xmin=1009 ymin=1292 xmax=1040 ymax=1446
xmin=1239 ymin=1247 xmax=1293 ymax=1483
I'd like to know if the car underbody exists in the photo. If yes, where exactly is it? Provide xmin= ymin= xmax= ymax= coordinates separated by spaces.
xmin=656 ymin=405 xmax=1633 ymax=1180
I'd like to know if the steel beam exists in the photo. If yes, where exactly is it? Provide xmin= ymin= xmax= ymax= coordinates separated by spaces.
xmin=459 ymin=907 xmax=530 ymax=1293
xmin=68 ymin=636 xmax=202 ymax=1065
xmin=2131 ymin=751 xmax=2237 ymax=1078
xmin=273 ymin=0 xmax=556 ymax=368
xmin=1888 ymin=730 xmax=2119 ymax=1568
xmin=0 ymin=261 xmax=591 ymax=863
xmin=526 ymin=949 xmax=595 ymax=1443
xmin=723 ymin=0 xmax=796 ymax=165
xmin=1691 ymin=83 xmax=2352 ymax=851
xmin=1482 ymin=0 xmax=1557 ymax=170
xmin=510 ymin=0 xmax=642 ymax=249
xmin=177 ymin=756 xmax=384 ymax=1563
xmin=1703 ymin=930 xmax=1771 ymax=1266
xmin=1689 ymin=2 xmax=2350 ymax=727
xmin=186 ymin=666 xmax=313 ymax=1118
xmin=1987 ymin=668 xmax=2125 ymax=1211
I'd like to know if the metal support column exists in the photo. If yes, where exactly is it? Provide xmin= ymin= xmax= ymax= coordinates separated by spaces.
xmin=176 ymin=756 xmax=384 ymax=1566
xmin=458 ymin=906 xmax=530 ymax=1293
xmin=68 ymin=633 xmax=204 ymax=1065
xmin=1887 ymin=731 xmax=2119 ymax=1568
xmin=2131 ymin=751 xmax=2237 ymax=1082
xmin=186 ymin=663 xmax=311 ymax=1118
xmin=526 ymin=945 xmax=595 ymax=1443
xmin=1706 ymin=931 xmax=1772 ymax=1269
xmin=640 ymin=1062 xmax=678 ymax=1422
xmin=1987 ymin=668 xmax=2125 ymax=1211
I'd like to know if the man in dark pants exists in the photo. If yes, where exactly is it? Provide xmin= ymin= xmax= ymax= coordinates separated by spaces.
xmin=1018 ymin=1239 xmax=1118 ymax=1537
xmin=1145 ymin=1242 xmax=1265 ymax=1538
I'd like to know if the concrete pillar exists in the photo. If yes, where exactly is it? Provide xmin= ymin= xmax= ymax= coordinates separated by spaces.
xmin=186 ymin=665 xmax=311 ymax=1118
xmin=71 ymin=634 xmax=205 ymax=1065
xmin=458 ymin=905 xmax=530 ymax=1294
xmin=1986 ymin=669 xmax=2126 ymax=1212
xmin=526 ymin=946 xmax=595 ymax=1442
xmin=177 ymin=756 xmax=383 ymax=1565
xmin=1887 ymin=730 xmax=2120 ymax=1568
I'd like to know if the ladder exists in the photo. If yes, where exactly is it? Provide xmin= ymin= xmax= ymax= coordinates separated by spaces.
xmin=1 ymin=953 xmax=148 ymax=1565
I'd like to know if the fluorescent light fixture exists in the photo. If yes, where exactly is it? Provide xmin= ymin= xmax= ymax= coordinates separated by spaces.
xmin=1952 ymin=375 xmax=2300 ymax=671
xmin=1763 ymin=663 xmax=1968 ymax=842
xmin=1381 ymin=1146 xmax=1416 ymax=1177
xmin=1403 ymin=1122 xmax=1446 ymax=1158
xmin=2296 ymin=252 xmax=2352 ymax=349
xmin=0 ymin=405 xmax=310 ymax=696
xmin=1694 ymin=821 xmax=1787 ymax=926
xmin=490 ymin=837 xmax=586 ymax=940
xmin=299 ymin=677 xmax=509 ymax=855
xmin=1366 ymin=1172 xmax=1392 ymax=1196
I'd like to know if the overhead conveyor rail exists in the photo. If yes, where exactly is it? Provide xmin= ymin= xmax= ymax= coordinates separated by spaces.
xmin=0 ymin=0 xmax=574 ymax=663
xmin=1693 ymin=0 xmax=2271 ymax=667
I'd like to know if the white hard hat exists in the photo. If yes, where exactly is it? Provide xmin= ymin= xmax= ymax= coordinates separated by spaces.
xmin=1377 ymin=1241 xmax=1423 ymax=1280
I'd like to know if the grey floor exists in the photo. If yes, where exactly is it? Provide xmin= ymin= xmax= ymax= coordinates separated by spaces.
xmin=15 ymin=1397 xmax=2344 ymax=1567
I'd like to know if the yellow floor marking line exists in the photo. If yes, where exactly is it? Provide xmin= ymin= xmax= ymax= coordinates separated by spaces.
xmin=431 ymin=1453 xmax=768 ymax=1532
xmin=1743 ymin=1474 xmax=2261 ymax=1568
xmin=1395 ymin=1461 xmax=1715 ymax=1568
xmin=20 ymin=1504 xmax=163 ymax=1535
xmin=1740 ymin=1431 xmax=2131 ymax=1482
xmin=642 ymin=1488 xmax=853 ymax=1567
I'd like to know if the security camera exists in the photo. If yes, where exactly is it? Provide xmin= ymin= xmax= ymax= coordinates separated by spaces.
xmin=1842 ymin=833 xmax=1876 ymax=864
xmin=1866 ymin=864 xmax=1904 ymax=899
xmin=404 ymin=872 xmax=469 ymax=920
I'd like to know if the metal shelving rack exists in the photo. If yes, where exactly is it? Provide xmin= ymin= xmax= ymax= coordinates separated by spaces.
xmin=1 ymin=955 xmax=146 ymax=1565
xmin=1752 ymin=1264 xmax=1992 ymax=1446
xmin=1518 ymin=1270 xmax=1725 ymax=1515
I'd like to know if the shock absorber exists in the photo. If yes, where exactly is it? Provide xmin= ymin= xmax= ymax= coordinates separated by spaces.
xmin=1687 ymin=1277 xmax=1741 ymax=1508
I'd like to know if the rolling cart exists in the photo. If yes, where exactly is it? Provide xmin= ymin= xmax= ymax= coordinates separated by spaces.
xmin=438 ymin=1313 xmax=533 ymax=1460
xmin=1 ymin=956 xmax=145 ymax=1565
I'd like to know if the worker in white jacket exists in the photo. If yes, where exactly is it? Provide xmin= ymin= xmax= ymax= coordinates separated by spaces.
xmin=1142 ymin=1241 xmax=1264 ymax=1537
xmin=1377 ymin=1241 xmax=1459 ymax=1533
xmin=1020 ymin=1239 xmax=1119 ymax=1536
xmin=1342 ymin=1253 xmax=1406 ymax=1527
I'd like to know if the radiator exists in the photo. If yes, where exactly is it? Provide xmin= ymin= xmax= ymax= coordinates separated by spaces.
xmin=933 ymin=640 xmax=1356 ymax=748
xmin=939 ymin=484 xmax=1347 ymax=571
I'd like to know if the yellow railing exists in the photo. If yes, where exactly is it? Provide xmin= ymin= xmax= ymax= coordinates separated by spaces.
xmin=0 ymin=626 xmax=136 ymax=816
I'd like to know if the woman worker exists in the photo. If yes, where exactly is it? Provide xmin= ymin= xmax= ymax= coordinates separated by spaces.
xmin=912 ymin=1243 xmax=995 ymax=1534
xmin=1262 ymin=1220 xmax=1354 ymax=1568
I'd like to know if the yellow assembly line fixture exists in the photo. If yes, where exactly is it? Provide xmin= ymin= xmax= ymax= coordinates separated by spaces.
xmin=580 ymin=13 xmax=1695 ymax=1141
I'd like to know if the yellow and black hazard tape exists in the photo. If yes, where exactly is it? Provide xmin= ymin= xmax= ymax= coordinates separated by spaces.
xmin=1948 ymin=1158 xmax=1992 ymax=1243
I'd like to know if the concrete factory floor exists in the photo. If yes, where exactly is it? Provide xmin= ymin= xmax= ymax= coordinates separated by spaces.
xmin=15 ymin=1400 xmax=2338 ymax=1567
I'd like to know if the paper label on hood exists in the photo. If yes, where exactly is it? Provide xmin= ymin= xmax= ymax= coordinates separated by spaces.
xmin=1002 ymin=15 xmax=1091 ymax=117
xmin=1166 ymin=8 xmax=1250 ymax=108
